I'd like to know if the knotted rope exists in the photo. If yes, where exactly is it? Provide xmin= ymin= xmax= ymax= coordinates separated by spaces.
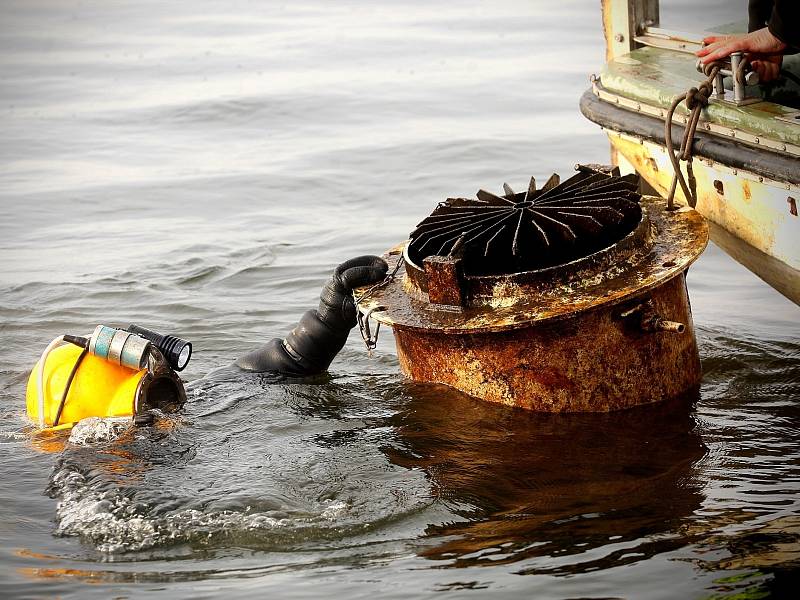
xmin=664 ymin=62 xmax=721 ymax=209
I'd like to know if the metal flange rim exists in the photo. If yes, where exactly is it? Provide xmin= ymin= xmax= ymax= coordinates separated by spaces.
xmin=356 ymin=196 xmax=708 ymax=334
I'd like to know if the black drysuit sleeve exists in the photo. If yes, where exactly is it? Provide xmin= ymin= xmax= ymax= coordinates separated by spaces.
xmin=235 ymin=255 xmax=388 ymax=375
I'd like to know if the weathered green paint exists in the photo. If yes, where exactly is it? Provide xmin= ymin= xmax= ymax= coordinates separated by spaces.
xmin=592 ymin=9 xmax=800 ymax=303
xmin=599 ymin=46 xmax=800 ymax=148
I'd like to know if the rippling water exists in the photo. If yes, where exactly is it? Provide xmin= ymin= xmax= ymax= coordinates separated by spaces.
xmin=1 ymin=1 xmax=798 ymax=598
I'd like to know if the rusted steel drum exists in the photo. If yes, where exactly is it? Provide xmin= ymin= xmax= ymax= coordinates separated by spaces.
xmin=356 ymin=166 xmax=708 ymax=412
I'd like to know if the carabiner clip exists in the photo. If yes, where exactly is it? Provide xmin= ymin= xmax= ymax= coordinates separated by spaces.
xmin=357 ymin=305 xmax=385 ymax=355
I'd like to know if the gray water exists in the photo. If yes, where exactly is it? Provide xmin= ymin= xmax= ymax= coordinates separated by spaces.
xmin=1 ymin=1 xmax=799 ymax=598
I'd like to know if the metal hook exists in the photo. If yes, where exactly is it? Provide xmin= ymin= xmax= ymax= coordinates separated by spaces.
xmin=357 ymin=305 xmax=386 ymax=355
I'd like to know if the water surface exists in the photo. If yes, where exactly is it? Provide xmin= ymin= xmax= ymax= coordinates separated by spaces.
xmin=1 ymin=1 xmax=798 ymax=598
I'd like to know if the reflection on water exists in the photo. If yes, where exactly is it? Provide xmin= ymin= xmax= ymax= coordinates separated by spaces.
xmin=387 ymin=385 xmax=706 ymax=572
xmin=39 ymin=378 xmax=709 ymax=572
xmin=8 ymin=340 xmax=800 ymax=598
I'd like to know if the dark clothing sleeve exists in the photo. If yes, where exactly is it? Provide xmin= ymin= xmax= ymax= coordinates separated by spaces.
xmin=749 ymin=0 xmax=773 ymax=33
xmin=768 ymin=0 xmax=799 ymax=49
xmin=235 ymin=255 xmax=388 ymax=375
xmin=749 ymin=0 xmax=800 ymax=49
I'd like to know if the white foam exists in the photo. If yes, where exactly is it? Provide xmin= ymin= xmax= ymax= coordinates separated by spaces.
xmin=321 ymin=500 xmax=349 ymax=520
xmin=48 ymin=464 xmax=331 ymax=553
xmin=68 ymin=417 xmax=130 ymax=445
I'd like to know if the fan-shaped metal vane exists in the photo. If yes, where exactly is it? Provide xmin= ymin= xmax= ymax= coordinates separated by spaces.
xmin=407 ymin=166 xmax=642 ymax=275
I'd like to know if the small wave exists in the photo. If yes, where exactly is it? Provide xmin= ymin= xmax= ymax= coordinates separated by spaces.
xmin=699 ymin=328 xmax=800 ymax=397
xmin=149 ymin=244 xmax=277 ymax=289
xmin=0 ymin=430 xmax=28 ymax=442
xmin=48 ymin=461 xmax=354 ymax=554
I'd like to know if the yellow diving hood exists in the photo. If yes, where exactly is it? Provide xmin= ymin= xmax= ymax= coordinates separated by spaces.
xmin=26 ymin=325 xmax=188 ymax=431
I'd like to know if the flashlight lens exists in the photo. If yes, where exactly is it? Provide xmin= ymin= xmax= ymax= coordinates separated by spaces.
xmin=177 ymin=344 xmax=192 ymax=370
xmin=127 ymin=325 xmax=193 ymax=371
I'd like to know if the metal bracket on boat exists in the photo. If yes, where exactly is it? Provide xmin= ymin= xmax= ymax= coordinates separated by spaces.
xmin=697 ymin=52 xmax=761 ymax=107
xmin=633 ymin=26 xmax=708 ymax=55
xmin=775 ymin=110 xmax=800 ymax=127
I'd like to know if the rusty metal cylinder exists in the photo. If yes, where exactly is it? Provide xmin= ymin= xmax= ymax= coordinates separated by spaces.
xmin=392 ymin=274 xmax=700 ymax=412
xmin=356 ymin=168 xmax=708 ymax=413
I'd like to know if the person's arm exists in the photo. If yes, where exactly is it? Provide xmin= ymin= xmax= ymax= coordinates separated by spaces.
xmin=235 ymin=255 xmax=388 ymax=375
xmin=697 ymin=1 xmax=798 ymax=83
xmin=696 ymin=28 xmax=787 ymax=64
xmin=696 ymin=27 xmax=787 ymax=82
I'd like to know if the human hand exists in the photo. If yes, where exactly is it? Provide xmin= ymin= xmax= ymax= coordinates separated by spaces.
xmin=321 ymin=255 xmax=389 ymax=328
xmin=697 ymin=28 xmax=787 ymax=61
xmin=750 ymin=55 xmax=782 ymax=83
xmin=696 ymin=28 xmax=786 ymax=82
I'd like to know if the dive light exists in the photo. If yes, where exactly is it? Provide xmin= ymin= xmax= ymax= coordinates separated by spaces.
xmin=127 ymin=324 xmax=192 ymax=371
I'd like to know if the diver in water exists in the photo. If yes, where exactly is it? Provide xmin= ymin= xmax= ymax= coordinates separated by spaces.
xmin=235 ymin=255 xmax=388 ymax=375
xmin=26 ymin=254 xmax=389 ymax=430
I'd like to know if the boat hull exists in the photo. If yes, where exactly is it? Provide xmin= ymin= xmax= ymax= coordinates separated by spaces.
xmin=581 ymin=89 xmax=800 ymax=305
xmin=608 ymin=131 xmax=800 ymax=304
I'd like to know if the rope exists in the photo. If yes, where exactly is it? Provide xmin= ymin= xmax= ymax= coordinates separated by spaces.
xmin=735 ymin=55 xmax=750 ymax=89
xmin=664 ymin=63 xmax=721 ymax=209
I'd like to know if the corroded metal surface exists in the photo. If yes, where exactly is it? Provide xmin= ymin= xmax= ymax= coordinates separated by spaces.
xmin=406 ymin=168 xmax=642 ymax=278
xmin=355 ymin=188 xmax=706 ymax=411
xmin=393 ymin=274 xmax=700 ymax=412
xmin=423 ymin=255 xmax=464 ymax=307
xmin=406 ymin=207 xmax=653 ymax=307
xmin=607 ymin=130 xmax=800 ymax=303
xmin=357 ymin=196 xmax=707 ymax=333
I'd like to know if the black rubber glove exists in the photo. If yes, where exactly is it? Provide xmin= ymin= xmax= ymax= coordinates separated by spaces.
xmin=235 ymin=255 xmax=388 ymax=375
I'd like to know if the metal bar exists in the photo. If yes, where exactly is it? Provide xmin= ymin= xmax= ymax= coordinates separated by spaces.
xmin=525 ymin=176 xmax=537 ymax=199
xmin=530 ymin=210 xmax=577 ymax=242
xmin=731 ymin=52 xmax=744 ymax=103
xmin=641 ymin=26 xmax=708 ymax=44
xmin=633 ymin=34 xmax=701 ymax=55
